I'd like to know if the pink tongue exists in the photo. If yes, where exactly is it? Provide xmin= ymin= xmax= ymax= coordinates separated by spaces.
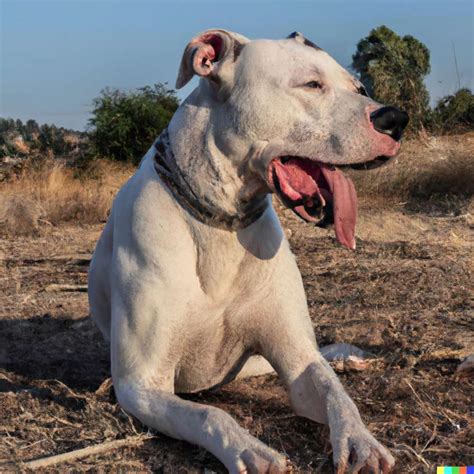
xmin=272 ymin=159 xmax=321 ymax=200
xmin=321 ymin=167 xmax=358 ymax=250
xmin=272 ymin=160 xmax=358 ymax=250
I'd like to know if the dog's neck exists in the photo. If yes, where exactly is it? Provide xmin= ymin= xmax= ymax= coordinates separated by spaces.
xmin=154 ymin=94 xmax=268 ymax=230
xmin=152 ymin=87 xmax=269 ymax=230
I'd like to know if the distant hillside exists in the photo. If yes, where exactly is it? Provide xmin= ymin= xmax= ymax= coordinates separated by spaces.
xmin=0 ymin=117 xmax=88 ymax=161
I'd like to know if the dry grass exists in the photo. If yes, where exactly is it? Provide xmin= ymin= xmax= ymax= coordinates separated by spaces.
xmin=0 ymin=160 xmax=133 ymax=235
xmin=349 ymin=132 xmax=474 ymax=202
xmin=0 ymin=132 xmax=472 ymax=237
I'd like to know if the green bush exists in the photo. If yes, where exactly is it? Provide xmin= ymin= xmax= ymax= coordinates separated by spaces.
xmin=88 ymin=84 xmax=179 ymax=165
xmin=353 ymin=26 xmax=431 ymax=134
xmin=431 ymin=88 xmax=474 ymax=133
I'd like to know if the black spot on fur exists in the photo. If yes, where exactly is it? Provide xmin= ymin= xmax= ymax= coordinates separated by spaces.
xmin=329 ymin=135 xmax=343 ymax=155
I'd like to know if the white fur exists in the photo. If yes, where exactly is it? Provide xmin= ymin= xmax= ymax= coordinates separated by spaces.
xmin=89 ymin=30 xmax=395 ymax=473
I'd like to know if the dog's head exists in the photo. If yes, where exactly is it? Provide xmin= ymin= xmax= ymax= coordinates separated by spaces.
xmin=176 ymin=29 xmax=408 ymax=249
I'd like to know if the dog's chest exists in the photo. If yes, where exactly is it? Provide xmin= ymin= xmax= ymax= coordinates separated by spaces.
xmin=174 ymin=326 xmax=251 ymax=393
xmin=172 ymin=229 xmax=278 ymax=392
xmin=192 ymin=223 xmax=277 ymax=299
xmin=169 ymin=212 xmax=284 ymax=392
xmin=195 ymin=236 xmax=246 ymax=299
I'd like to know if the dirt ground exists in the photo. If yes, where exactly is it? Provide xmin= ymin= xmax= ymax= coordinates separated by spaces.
xmin=0 ymin=195 xmax=473 ymax=472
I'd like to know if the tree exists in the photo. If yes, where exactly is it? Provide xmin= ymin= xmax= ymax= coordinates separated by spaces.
xmin=88 ymin=83 xmax=179 ymax=164
xmin=0 ymin=118 xmax=16 ymax=134
xmin=25 ymin=119 xmax=40 ymax=140
xmin=352 ymin=26 xmax=431 ymax=133
xmin=432 ymin=88 xmax=474 ymax=133
xmin=15 ymin=119 xmax=25 ymax=135
xmin=38 ymin=123 xmax=53 ymax=152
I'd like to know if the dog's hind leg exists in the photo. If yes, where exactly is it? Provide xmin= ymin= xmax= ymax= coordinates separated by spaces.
xmin=319 ymin=343 xmax=375 ymax=361
xmin=235 ymin=345 xmax=372 ymax=381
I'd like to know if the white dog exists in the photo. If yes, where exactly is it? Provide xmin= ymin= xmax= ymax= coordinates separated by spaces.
xmin=89 ymin=29 xmax=408 ymax=473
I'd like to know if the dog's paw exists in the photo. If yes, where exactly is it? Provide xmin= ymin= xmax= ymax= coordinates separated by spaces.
xmin=229 ymin=442 xmax=291 ymax=474
xmin=331 ymin=422 xmax=394 ymax=473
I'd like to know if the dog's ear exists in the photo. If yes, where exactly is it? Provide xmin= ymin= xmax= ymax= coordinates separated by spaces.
xmin=287 ymin=31 xmax=322 ymax=51
xmin=176 ymin=29 xmax=248 ymax=89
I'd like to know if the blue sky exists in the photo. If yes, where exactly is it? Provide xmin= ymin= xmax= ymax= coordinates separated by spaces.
xmin=1 ymin=0 xmax=472 ymax=130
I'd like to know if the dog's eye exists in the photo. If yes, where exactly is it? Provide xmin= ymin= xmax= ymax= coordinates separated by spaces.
xmin=357 ymin=85 xmax=368 ymax=97
xmin=305 ymin=80 xmax=323 ymax=89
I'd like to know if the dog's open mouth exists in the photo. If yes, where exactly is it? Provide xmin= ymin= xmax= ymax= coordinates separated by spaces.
xmin=269 ymin=156 xmax=393 ymax=250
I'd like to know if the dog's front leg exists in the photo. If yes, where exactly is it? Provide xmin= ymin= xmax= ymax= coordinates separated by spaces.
xmin=259 ymin=314 xmax=394 ymax=473
xmin=266 ymin=340 xmax=395 ymax=473
xmin=290 ymin=355 xmax=394 ymax=473
xmin=114 ymin=378 xmax=288 ymax=473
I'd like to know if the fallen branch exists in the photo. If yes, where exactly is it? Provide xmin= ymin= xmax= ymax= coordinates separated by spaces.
xmin=392 ymin=443 xmax=430 ymax=468
xmin=22 ymin=435 xmax=152 ymax=469
xmin=45 ymin=284 xmax=88 ymax=292
xmin=53 ymin=254 xmax=92 ymax=266
xmin=95 ymin=377 xmax=113 ymax=396
xmin=5 ymin=254 xmax=92 ymax=266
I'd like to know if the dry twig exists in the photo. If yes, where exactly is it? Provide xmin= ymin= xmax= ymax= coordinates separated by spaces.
xmin=45 ymin=284 xmax=88 ymax=292
xmin=21 ymin=435 xmax=153 ymax=469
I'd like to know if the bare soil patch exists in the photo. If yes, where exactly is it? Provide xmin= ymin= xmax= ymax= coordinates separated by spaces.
xmin=1 ymin=133 xmax=473 ymax=471
xmin=0 ymin=194 xmax=472 ymax=472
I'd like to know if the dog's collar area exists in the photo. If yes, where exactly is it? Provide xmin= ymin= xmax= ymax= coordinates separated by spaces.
xmin=153 ymin=128 xmax=268 ymax=231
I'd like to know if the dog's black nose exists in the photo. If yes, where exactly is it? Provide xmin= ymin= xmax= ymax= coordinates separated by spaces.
xmin=370 ymin=106 xmax=409 ymax=141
